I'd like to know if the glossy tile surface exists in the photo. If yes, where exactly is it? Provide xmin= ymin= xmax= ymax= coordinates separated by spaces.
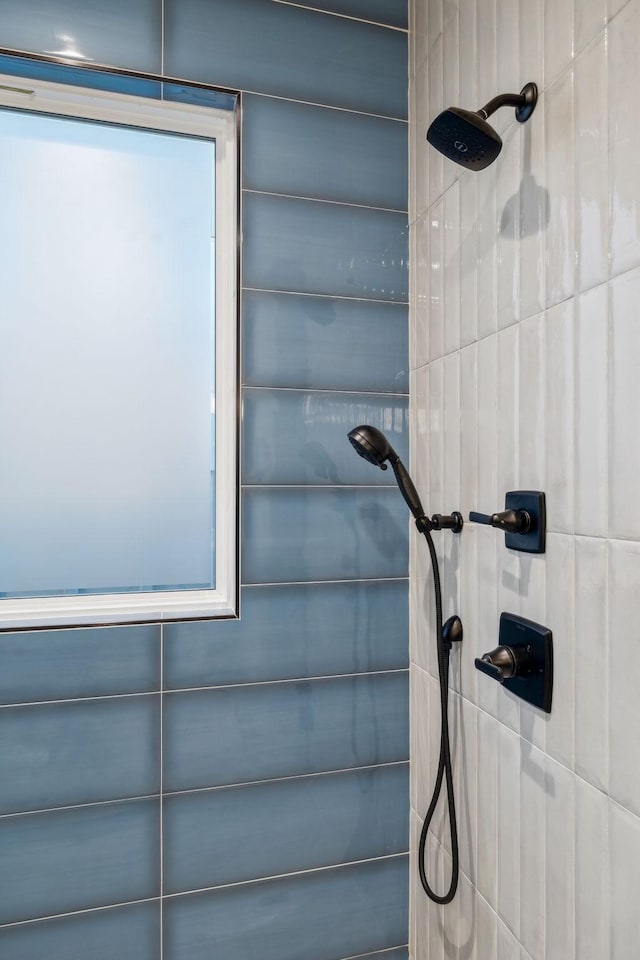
xmin=0 ymin=53 xmax=162 ymax=98
xmin=241 ymin=487 xmax=409 ymax=584
xmin=0 ymin=0 xmax=161 ymax=73
xmin=164 ymin=0 xmax=407 ymax=118
xmin=164 ymin=764 xmax=409 ymax=893
xmin=243 ymin=193 xmax=408 ymax=302
xmin=242 ymin=290 xmax=408 ymax=393
xmin=0 ymin=696 xmax=160 ymax=814
xmin=0 ymin=902 xmax=161 ymax=960
xmin=164 ymin=580 xmax=408 ymax=689
xmin=0 ymin=799 xmax=160 ymax=924
xmin=163 ymin=856 xmax=409 ymax=960
xmin=0 ymin=625 xmax=159 ymax=705
xmin=242 ymin=95 xmax=407 ymax=210
xmin=409 ymin=0 xmax=640 ymax=956
xmin=163 ymin=672 xmax=409 ymax=792
xmin=288 ymin=0 xmax=408 ymax=28
xmin=0 ymin=0 xmax=411 ymax=947
xmin=242 ymin=388 xmax=408 ymax=486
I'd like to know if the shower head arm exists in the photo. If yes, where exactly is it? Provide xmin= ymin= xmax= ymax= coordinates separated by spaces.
xmin=477 ymin=92 xmax=525 ymax=118
xmin=477 ymin=82 xmax=538 ymax=123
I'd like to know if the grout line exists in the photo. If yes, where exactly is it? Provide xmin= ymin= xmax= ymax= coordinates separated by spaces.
xmin=0 ymin=665 xmax=408 ymax=710
xmin=243 ymin=286 xmax=409 ymax=306
xmin=242 ymin=575 xmax=408 ymax=588
xmin=241 ymin=484 xmax=400 ymax=489
xmin=0 ymin=897 xmax=162 ymax=932
xmin=162 ymin=667 xmax=409 ymax=696
xmin=410 ymin=659 xmax=640 ymax=827
xmin=269 ymin=0 xmax=408 ymax=33
xmin=242 ymin=385 xmax=409 ymax=398
xmin=0 ymin=690 xmax=161 ymax=710
xmin=240 ymin=87 xmax=408 ymax=123
xmin=242 ymin=187 xmax=407 ymax=216
xmin=0 ymin=794 xmax=161 ymax=821
xmin=162 ymin=760 xmax=409 ymax=799
xmin=0 ymin=852 xmax=409 ymax=932
xmin=337 ymin=946 xmax=410 ymax=960
xmin=163 ymin=851 xmax=409 ymax=900
xmin=0 ymin=761 xmax=409 ymax=822
xmin=409 ymin=262 xmax=640 ymax=377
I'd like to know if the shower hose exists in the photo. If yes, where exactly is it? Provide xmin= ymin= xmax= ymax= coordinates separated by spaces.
xmin=417 ymin=527 xmax=459 ymax=905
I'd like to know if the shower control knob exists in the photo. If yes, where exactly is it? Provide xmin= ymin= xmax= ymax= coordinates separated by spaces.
xmin=475 ymin=644 xmax=532 ymax=682
xmin=469 ymin=509 xmax=531 ymax=534
xmin=468 ymin=491 xmax=546 ymax=554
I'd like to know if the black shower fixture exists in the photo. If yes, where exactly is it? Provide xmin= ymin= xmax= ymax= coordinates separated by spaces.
xmin=426 ymin=82 xmax=538 ymax=170
xmin=347 ymin=425 xmax=462 ymax=533
xmin=348 ymin=424 xmax=462 ymax=905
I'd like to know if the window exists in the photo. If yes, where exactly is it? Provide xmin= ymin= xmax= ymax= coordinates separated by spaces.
xmin=0 ymin=71 xmax=239 ymax=629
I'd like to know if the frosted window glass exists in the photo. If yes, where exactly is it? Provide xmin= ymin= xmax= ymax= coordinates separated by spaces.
xmin=0 ymin=108 xmax=216 ymax=598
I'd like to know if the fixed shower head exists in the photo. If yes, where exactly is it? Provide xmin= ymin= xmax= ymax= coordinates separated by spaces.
xmin=426 ymin=82 xmax=538 ymax=170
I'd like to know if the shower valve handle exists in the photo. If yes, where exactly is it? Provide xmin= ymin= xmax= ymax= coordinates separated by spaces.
xmin=469 ymin=509 xmax=531 ymax=534
xmin=475 ymin=644 xmax=533 ymax=682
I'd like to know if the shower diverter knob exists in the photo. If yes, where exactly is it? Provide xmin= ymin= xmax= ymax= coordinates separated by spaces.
xmin=475 ymin=613 xmax=553 ymax=713
xmin=475 ymin=644 xmax=532 ymax=682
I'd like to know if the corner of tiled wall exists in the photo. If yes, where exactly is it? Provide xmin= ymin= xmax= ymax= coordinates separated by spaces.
xmin=409 ymin=0 xmax=640 ymax=957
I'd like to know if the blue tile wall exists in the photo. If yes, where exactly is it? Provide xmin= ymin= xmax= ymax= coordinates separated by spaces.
xmin=242 ymin=487 xmax=409 ymax=583
xmin=164 ymin=0 xmax=407 ymax=118
xmin=242 ymin=95 xmax=407 ymax=209
xmin=0 ymin=800 xmax=160 ymax=924
xmin=242 ymin=290 xmax=408 ymax=393
xmin=164 ymin=580 xmax=408 ymax=689
xmin=242 ymin=388 xmax=408 ymax=486
xmin=0 ymin=0 xmax=162 ymax=73
xmin=163 ymin=672 xmax=409 ymax=792
xmin=0 ymin=1 xmax=408 ymax=956
xmin=243 ymin=192 xmax=409 ymax=301
xmin=163 ymin=856 xmax=409 ymax=960
xmin=0 ymin=696 xmax=160 ymax=813
xmin=288 ymin=0 xmax=408 ymax=29
xmin=0 ymin=902 xmax=161 ymax=960
xmin=0 ymin=624 xmax=160 ymax=704
xmin=164 ymin=764 xmax=409 ymax=893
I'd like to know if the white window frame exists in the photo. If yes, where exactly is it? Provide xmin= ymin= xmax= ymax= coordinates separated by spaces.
xmin=0 ymin=73 xmax=239 ymax=630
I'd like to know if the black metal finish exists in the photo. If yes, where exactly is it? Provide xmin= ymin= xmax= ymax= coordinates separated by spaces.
xmin=347 ymin=425 xmax=463 ymax=537
xmin=469 ymin=491 xmax=545 ymax=553
xmin=478 ymin=82 xmax=538 ymax=123
xmin=426 ymin=107 xmax=502 ymax=170
xmin=426 ymin=81 xmax=538 ymax=170
xmin=475 ymin=613 xmax=553 ymax=713
xmin=347 ymin=425 xmax=463 ymax=903
xmin=515 ymin=82 xmax=538 ymax=122
xmin=431 ymin=512 xmax=464 ymax=533
xmin=504 ymin=491 xmax=546 ymax=554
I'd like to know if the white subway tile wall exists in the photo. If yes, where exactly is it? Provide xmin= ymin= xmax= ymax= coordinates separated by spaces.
xmin=409 ymin=0 xmax=640 ymax=957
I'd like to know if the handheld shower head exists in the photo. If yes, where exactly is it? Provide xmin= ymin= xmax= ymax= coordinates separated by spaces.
xmin=426 ymin=82 xmax=538 ymax=170
xmin=348 ymin=424 xmax=429 ymax=528
xmin=347 ymin=424 xmax=394 ymax=470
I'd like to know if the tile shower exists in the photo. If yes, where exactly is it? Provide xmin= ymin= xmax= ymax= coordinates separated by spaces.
xmin=410 ymin=0 xmax=640 ymax=957
xmin=0 ymin=1 xmax=409 ymax=957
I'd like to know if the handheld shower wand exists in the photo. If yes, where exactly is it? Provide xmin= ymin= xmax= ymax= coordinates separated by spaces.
xmin=347 ymin=425 xmax=463 ymax=534
xmin=348 ymin=424 xmax=462 ymax=904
